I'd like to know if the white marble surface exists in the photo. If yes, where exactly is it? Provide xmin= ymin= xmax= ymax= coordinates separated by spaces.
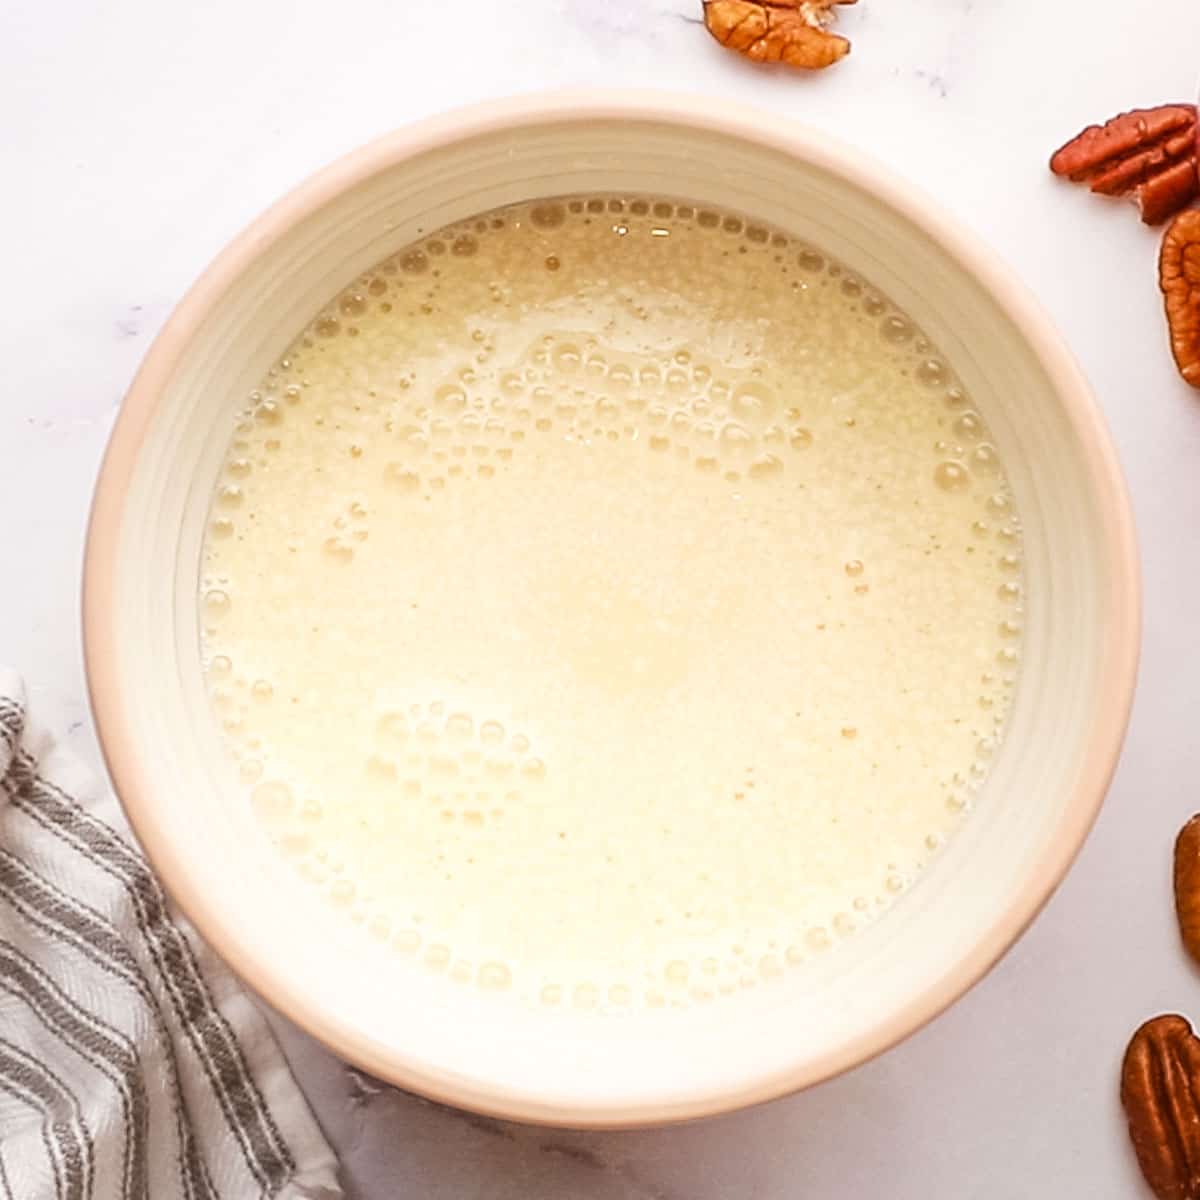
xmin=5 ymin=0 xmax=1200 ymax=1194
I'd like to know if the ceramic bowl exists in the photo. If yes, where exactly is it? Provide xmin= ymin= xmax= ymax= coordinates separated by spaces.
xmin=83 ymin=91 xmax=1140 ymax=1127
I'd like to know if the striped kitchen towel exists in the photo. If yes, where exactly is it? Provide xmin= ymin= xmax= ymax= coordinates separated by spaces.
xmin=0 ymin=668 xmax=342 ymax=1200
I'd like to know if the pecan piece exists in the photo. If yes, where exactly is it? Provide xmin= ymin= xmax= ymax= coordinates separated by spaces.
xmin=1143 ymin=160 xmax=1200 ymax=228
xmin=1122 ymin=1015 xmax=1200 ymax=1200
xmin=1177 ymin=816 xmax=1200 ymax=959
xmin=1160 ymin=210 xmax=1200 ymax=389
xmin=1050 ymin=105 xmax=1199 ymax=225
xmin=703 ymin=0 xmax=855 ymax=70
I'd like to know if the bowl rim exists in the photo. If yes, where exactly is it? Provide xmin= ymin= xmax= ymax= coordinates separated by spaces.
xmin=82 ymin=88 xmax=1141 ymax=1128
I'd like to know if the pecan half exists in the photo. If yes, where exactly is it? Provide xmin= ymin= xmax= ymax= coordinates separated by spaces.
xmin=1177 ymin=817 xmax=1200 ymax=957
xmin=703 ymin=0 xmax=855 ymax=70
xmin=1050 ymin=105 xmax=1199 ymax=225
xmin=1160 ymin=210 xmax=1200 ymax=389
xmin=1122 ymin=1015 xmax=1200 ymax=1200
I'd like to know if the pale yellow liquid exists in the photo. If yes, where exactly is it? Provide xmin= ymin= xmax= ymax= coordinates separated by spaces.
xmin=200 ymin=196 xmax=1023 ymax=1008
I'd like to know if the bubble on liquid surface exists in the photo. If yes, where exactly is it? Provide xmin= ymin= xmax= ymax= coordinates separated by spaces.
xmin=479 ymin=962 xmax=512 ymax=990
xmin=531 ymin=202 xmax=566 ymax=229
xmin=748 ymin=453 xmax=783 ymax=480
xmin=384 ymin=464 xmax=421 ymax=492
xmin=915 ymin=359 xmax=947 ymax=388
xmin=719 ymin=422 xmax=753 ymax=455
xmin=424 ymin=944 xmax=451 ymax=971
xmin=731 ymin=382 xmax=774 ymax=421
xmin=252 ymin=781 xmax=293 ymax=823
xmin=394 ymin=929 xmax=421 ymax=955
xmin=933 ymin=461 xmax=970 ymax=492
xmin=323 ymin=537 xmax=354 ymax=564
xmin=204 ymin=589 xmax=231 ymax=618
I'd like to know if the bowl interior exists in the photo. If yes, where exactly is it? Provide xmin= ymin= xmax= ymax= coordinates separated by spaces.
xmin=85 ymin=95 xmax=1138 ymax=1126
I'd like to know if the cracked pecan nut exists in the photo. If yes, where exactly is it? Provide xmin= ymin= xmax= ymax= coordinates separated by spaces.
xmin=1050 ymin=105 xmax=1199 ymax=225
xmin=1122 ymin=1015 xmax=1200 ymax=1200
xmin=1160 ymin=210 xmax=1200 ymax=389
xmin=703 ymin=0 xmax=855 ymax=70
xmin=1176 ymin=816 xmax=1200 ymax=957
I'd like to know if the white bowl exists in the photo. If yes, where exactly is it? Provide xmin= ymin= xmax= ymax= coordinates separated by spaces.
xmin=83 ymin=91 xmax=1140 ymax=1127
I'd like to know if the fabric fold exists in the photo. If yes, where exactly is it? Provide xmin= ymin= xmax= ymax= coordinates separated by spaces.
xmin=0 ymin=668 xmax=341 ymax=1200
